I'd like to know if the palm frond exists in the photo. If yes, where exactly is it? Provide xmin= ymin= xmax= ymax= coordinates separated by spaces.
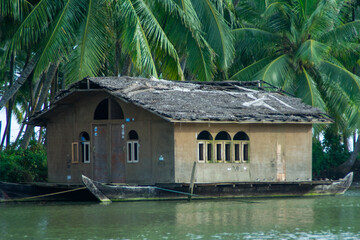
xmin=296 ymin=67 xmax=326 ymax=109
xmin=155 ymin=0 xmax=216 ymax=81
xmin=230 ymin=57 xmax=273 ymax=81
xmin=256 ymin=54 xmax=291 ymax=87
xmin=320 ymin=76 xmax=360 ymax=130
xmin=33 ymin=0 xmax=87 ymax=79
xmin=235 ymin=0 xmax=266 ymax=27
xmin=292 ymin=0 xmax=318 ymax=20
xmin=318 ymin=60 xmax=360 ymax=103
xmin=119 ymin=0 xmax=158 ymax=77
xmin=185 ymin=35 xmax=216 ymax=81
xmin=302 ymin=0 xmax=340 ymax=39
xmin=65 ymin=0 xmax=110 ymax=83
xmin=5 ymin=0 xmax=61 ymax=60
xmin=191 ymin=0 xmax=234 ymax=71
xmin=295 ymin=39 xmax=330 ymax=65
xmin=232 ymin=27 xmax=281 ymax=46
xmin=120 ymin=0 xmax=184 ymax=80
xmin=137 ymin=0 xmax=184 ymax=80
xmin=320 ymin=20 xmax=360 ymax=43
xmin=0 ymin=0 xmax=32 ymax=20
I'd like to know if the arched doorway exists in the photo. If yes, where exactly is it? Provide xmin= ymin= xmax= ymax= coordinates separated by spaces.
xmin=93 ymin=98 xmax=126 ymax=182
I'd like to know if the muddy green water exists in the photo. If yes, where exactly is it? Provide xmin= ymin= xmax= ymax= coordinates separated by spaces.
xmin=1 ymin=190 xmax=360 ymax=240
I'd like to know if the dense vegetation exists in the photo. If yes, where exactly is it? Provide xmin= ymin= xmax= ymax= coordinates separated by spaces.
xmin=0 ymin=141 xmax=47 ymax=182
xmin=1 ymin=0 xmax=360 ymax=181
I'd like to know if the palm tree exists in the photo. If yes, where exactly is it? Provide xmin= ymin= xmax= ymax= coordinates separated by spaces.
xmin=1 ymin=0 xmax=235 ymax=148
xmin=230 ymin=0 xmax=360 ymax=175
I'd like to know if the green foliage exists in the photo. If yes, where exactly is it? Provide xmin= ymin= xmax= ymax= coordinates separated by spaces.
xmin=0 ymin=142 xmax=47 ymax=182
xmin=312 ymin=127 xmax=350 ymax=178
xmin=231 ymin=0 xmax=360 ymax=134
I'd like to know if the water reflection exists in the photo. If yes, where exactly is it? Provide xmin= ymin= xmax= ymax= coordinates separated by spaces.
xmin=0 ymin=191 xmax=360 ymax=239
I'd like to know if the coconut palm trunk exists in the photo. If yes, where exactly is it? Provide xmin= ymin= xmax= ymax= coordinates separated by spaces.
xmin=331 ymin=133 xmax=360 ymax=177
xmin=0 ymin=58 xmax=36 ymax=110
xmin=20 ymin=64 xmax=57 ymax=149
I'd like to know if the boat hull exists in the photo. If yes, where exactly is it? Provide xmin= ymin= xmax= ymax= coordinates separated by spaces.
xmin=82 ymin=172 xmax=354 ymax=202
xmin=0 ymin=182 xmax=97 ymax=202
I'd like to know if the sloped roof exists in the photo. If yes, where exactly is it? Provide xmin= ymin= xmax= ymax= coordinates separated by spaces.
xmin=29 ymin=76 xmax=331 ymax=125
xmin=66 ymin=76 xmax=330 ymax=123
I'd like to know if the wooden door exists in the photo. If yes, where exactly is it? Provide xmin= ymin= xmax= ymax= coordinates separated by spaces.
xmin=93 ymin=125 xmax=109 ymax=182
xmin=111 ymin=124 xmax=126 ymax=182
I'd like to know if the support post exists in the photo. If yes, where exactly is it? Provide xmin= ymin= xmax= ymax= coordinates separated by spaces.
xmin=188 ymin=161 xmax=197 ymax=201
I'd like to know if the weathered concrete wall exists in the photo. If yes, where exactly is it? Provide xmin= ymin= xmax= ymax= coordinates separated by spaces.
xmin=47 ymin=107 xmax=78 ymax=183
xmin=46 ymin=91 xmax=174 ymax=184
xmin=46 ymin=90 xmax=312 ymax=185
xmin=174 ymin=123 xmax=312 ymax=183
xmin=151 ymin=122 xmax=175 ymax=183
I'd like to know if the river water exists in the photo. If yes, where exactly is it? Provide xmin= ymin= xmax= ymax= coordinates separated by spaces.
xmin=1 ymin=189 xmax=360 ymax=240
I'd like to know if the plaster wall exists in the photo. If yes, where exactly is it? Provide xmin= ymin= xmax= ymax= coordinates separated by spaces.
xmin=174 ymin=123 xmax=312 ymax=183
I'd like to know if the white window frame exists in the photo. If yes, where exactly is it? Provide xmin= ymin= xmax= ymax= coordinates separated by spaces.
xmin=83 ymin=141 xmax=91 ymax=163
xmin=242 ymin=142 xmax=249 ymax=162
xmin=224 ymin=142 xmax=231 ymax=162
xmin=206 ymin=142 xmax=212 ymax=162
xmin=127 ymin=140 xmax=139 ymax=163
xmin=233 ymin=141 xmax=250 ymax=163
xmin=215 ymin=142 xmax=224 ymax=162
xmin=197 ymin=142 xmax=206 ymax=163
xmin=234 ymin=142 xmax=241 ymax=162
xmin=215 ymin=141 xmax=231 ymax=163
xmin=197 ymin=141 xmax=213 ymax=163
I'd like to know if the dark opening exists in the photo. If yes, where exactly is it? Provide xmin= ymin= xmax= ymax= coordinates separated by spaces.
xmin=243 ymin=144 xmax=249 ymax=161
xmin=110 ymin=99 xmax=124 ymax=119
xmin=199 ymin=143 xmax=204 ymax=161
xmin=207 ymin=143 xmax=212 ymax=161
xmin=235 ymin=143 xmax=240 ymax=161
xmin=80 ymin=132 xmax=90 ymax=141
xmin=128 ymin=130 xmax=138 ymax=140
xmin=225 ymin=143 xmax=231 ymax=162
xmin=215 ymin=131 xmax=231 ymax=140
xmin=216 ymin=144 xmax=222 ymax=160
xmin=94 ymin=99 xmax=109 ymax=120
xmin=85 ymin=144 xmax=90 ymax=161
xmin=234 ymin=131 xmax=249 ymax=141
xmin=197 ymin=131 xmax=213 ymax=140
xmin=134 ymin=142 xmax=138 ymax=161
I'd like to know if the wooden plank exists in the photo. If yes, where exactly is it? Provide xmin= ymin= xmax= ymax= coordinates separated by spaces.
xmin=188 ymin=161 xmax=197 ymax=201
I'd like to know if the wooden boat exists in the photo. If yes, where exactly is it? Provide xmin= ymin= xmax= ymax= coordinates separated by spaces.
xmin=82 ymin=172 xmax=354 ymax=202
xmin=0 ymin=181 xmax=97 ymax=202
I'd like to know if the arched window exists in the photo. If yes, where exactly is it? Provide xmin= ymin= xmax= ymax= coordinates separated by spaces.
xmin=215 ymin=131 xmax=231 ymax=140
xmin=234 ymin=131 xmax=249 ymax=162
xmin=234 ymin=131 xmax=249 ymax=141
xmin=94 ymin=99 xmax=124 ymax=120
xmin=215 ymin=131 xmax=231 ymax=162
xmin=110 ymin=99 xmax=124 ymax=119
xmin=94 ymin=99 xmax=109 ymax=120
xmin=128 ymin=130 xmax=138 ymax=140
xmin=80 ymin=132 xmax=91 ymax=163
xmin=197 ymin=131 xmax=213 ymax=163
xmin=127 ymin=130 xmax=139 ymax=163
